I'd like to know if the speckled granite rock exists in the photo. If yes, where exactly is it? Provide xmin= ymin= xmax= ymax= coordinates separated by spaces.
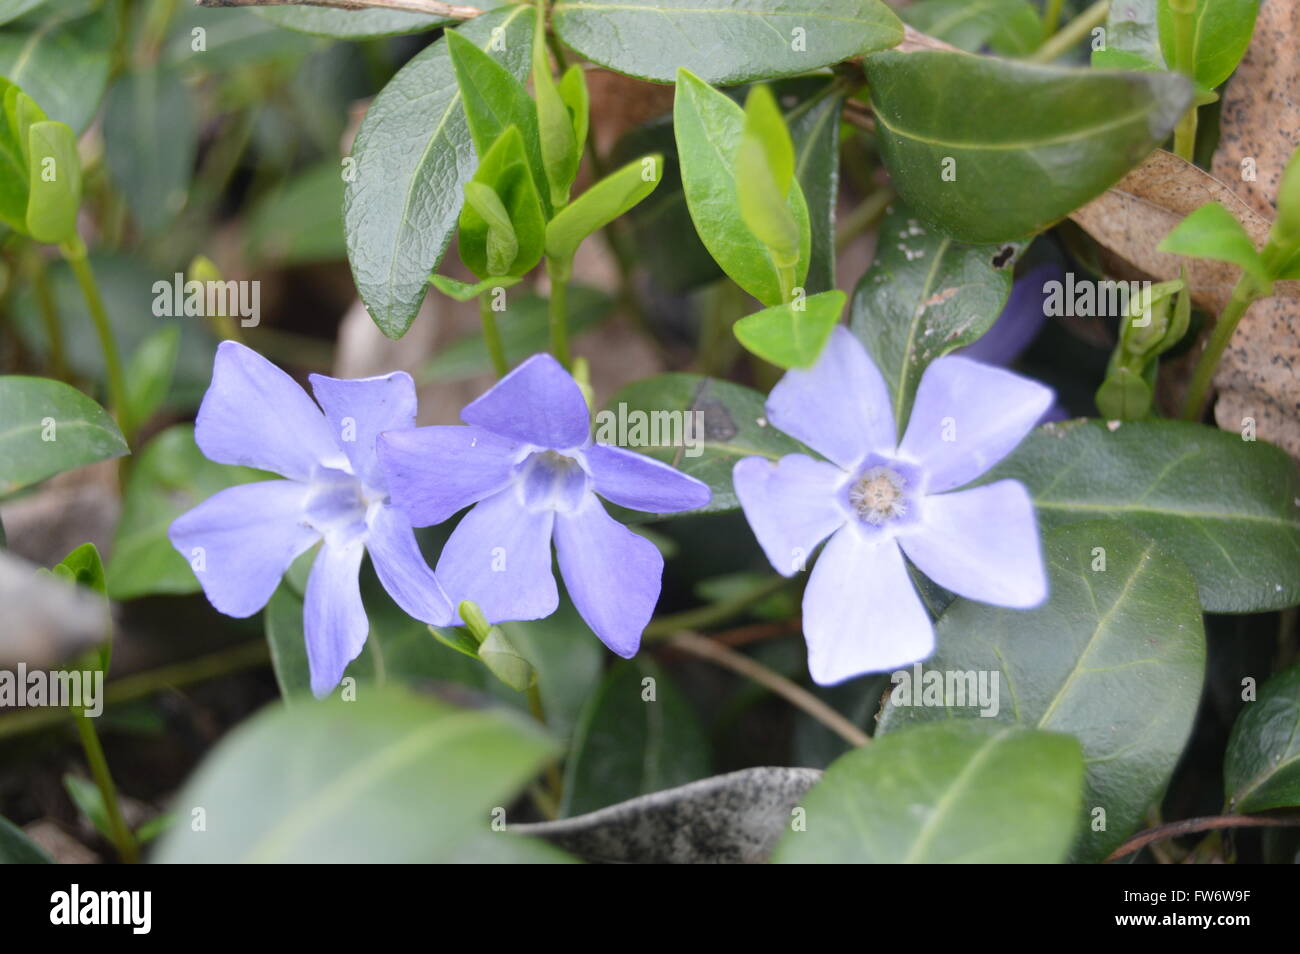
xmin=512 ymin=766 xmax=822 ymax=864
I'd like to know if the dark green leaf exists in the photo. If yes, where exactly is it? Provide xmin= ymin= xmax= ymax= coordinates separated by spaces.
xmin=0 ymin=1 xmax=112 ymax=133
xmin=1224 ymin=663 xmax=1300 ymax=813
xmin=787 ymin=81 xmax=843 ymax=294
xmin=0 ymin=813 xmax=51 ymax=863
xmin=0 ymin=376 xmax=127 ymax=496
xmin=865 ymin=50 xmax=1192 ymax=242
xmin=902 ymin=0 xmax=1041 ymax=56
xmin=773 ymin=722 xmax=1084 ymax=863
xmin=244 ymin=161 xmax=346 ymax=265
xmin=123 ymin=327 xmax=180 ymax=435
xmin=256 ymin=4 xmax=448 ymax=39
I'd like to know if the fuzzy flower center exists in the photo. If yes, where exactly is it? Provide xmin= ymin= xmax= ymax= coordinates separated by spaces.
xmin=518 ymin=449 xmax=589 ymax=512
xmin=849 ymin=466 xmax=908 ymax=526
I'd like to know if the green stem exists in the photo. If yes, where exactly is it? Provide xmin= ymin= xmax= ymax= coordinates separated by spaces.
xmin=1170 ymin=1 xmax=1198 ymax=160
xmin=73 ymin=710 xmax=139 ymax=863
xmin=29 ymin=253 xmax=68 ymax=382
xmin=526 ymin=682 xmax=564 ymax=808
xmin=1027 ymin=0 xmax=1110 ymax=63
xmin=835 ymin=187 xmax=893 ymax=253
xmin=1041 ymin=0 xmax=1065 ymax=39
xmin=479 ymin=289 xmax=509 ymax=377
xmin=546 ymin=255 xmax=572 ymax=368
xmin=60 ymin=237 xmax=131 ymax=443
xmin=1180 ymin=275 xmax=1261 ymax=421
xmin=643 ymin=574 xmax=790 ymax=641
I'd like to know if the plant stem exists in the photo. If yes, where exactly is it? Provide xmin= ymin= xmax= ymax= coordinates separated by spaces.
xmin=835 ymin=187 xmax=893 ymax=252
xmin=668 ymin=632 xmax=870 ymax=747
xmin=29 ymin=253 xmax=68 ymax=381
xmin=546 ymin=255 xmax=572 ymax=367
xmin=1170 ymin=1 xmax=1198 ymax=160
xmin=644 ymin=575 xmax=791 ymax=640
xmin=526 ymin=682 xmax=564 ymax=807
xmin=1027 ymin=0 xmax=1110 ymax=63
xmin=1041 ymin=0 xmax=1065 ymax=39
xmin=1106 ymin=812 xmax=1300 ymax=862
xmin=60 ymin=237 xmax=131 ymax=444
xmin=73 ymin=710 xmax=139 ymax=863
xmin=479 ymin=289 xmax=508 ymax=376
xmin=1180 ymin=275 xmax=1261 ymax=420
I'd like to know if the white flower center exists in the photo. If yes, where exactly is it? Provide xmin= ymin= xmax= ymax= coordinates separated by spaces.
xmin=518 ymin=449 xmax=589 ymax=512
xmin=849 ymin=466 xmax=908 ymax=525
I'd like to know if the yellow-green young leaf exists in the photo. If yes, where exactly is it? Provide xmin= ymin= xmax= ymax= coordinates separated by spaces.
xmin=559 ymin=65 xmax=589 ymax=154
xmin=25 ymin=120 xmax=81 ymax=244
xmin=0 ymin=79 xmax=43 ymax=231
xmin=1095 ymin=363 xmax=1155 ymax=420
xmin=430 ymin=273 xmax=521 ymax=302
xmin=1157 ymin=202 xmax=1269 ymax=283
xmin=545 ymin=153 xmax=663 ymax=263
xmin=458 ymin=126 xmax=545 ymax=280
xmin=1156 ymin=0 xmax=1258 ymax=89
xmin=1270 ymin=144 xmax=1300 ymax=248
xmin=737 ymin=85 xmax=803 ymax=277
xmin=478 ymin=626 xmax=537 ymax=692
xmin=734 ymin=289 xmax=844 ymax=369
xmin=533 ymin=25 xmax=579 ymax=209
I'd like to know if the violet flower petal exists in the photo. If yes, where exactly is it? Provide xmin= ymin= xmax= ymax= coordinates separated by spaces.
xmin=898 ymin=481 xmax=1048 ymax=608
xmin=168 ymin=479 xmax=318 ymax=617
xmin=766 ymin=326 xmax=896 ymax=469
xmin=961 ymin=264 xmax=1062 ymax=365
xmin=366 ymin=504 xmax=455 ymax=624
xmin=195 ymin=341 xmax=340 ymax=481
xmin=802 ymin=528 xmax=934 ymax=684
xmin=733 ymin=454 xmax=848 ymax=577
xmin=586 ymin=444 xmax=711 ymax=513
xmin=434 ymin=488 xmax=559 ymax=624
xmin=309 ymin=371 xmax=417 ymax=488
xmin=378 ymin=425 xmax=521 ymax=526
xmin=897 ymin=355 xmax=1053 ymax=494
xmin=304 ymin=541 xmax=367 ymax=698
xmin=554 ymin=497 xmax=662 ymax=658
xmin=461 ymin=353 xmax=590 ymax=449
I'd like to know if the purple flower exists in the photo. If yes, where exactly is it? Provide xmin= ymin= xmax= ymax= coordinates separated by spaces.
xmin=169 ymin=342 xmax=453 ymax=697
xmin=376 ymin=354 xmax=710 ymax=657
xmin=733 ymin=327 xmax=1052 ymax=685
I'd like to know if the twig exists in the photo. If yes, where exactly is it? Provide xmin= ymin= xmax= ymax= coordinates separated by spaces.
xmin=1106 ymin=812 xmax=1300 ymax=862
xmin=667 ymin=632 xmax=870 ymax=748
xmin=1028 ymin=0 xmax=1110 ymax=64
xmin=642 ymin=576 xmax=791 ymax=640
xmin=197 ymin=0 xmax=483 ymax=20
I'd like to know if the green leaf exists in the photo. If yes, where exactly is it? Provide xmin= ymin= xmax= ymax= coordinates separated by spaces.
xmin=1097 ymin=0 xmax=1163 ymax=66
xmin=459 ymin=126 xmax=545 ymax=279
xmin=734 ymin=289 xmax=843 ymax=369
xmin=123 ymin=327 xmax=180 ymax=435
xmin=1224 ymin=663 xmax=1300 ymax=813
xmin=152 ymin=687 xmax=559 ymax=862
xmin=1157 ymin=0 xmax=1258 ymax=89
xmin=343 ymin=6 xmax=533 ymax=339
xmin=902 ymin=0 xmax=1042 ymax=57
xmin=244 ymin=161 xmax=346 ymax=266
xmin=0 ymin=1 xmax=112 ymax=133
xmin=848 ymin=201 xmax=1016 ymax=430
xmin=603 ymin=373 xmax=804 ymax=514
xmin=446 ymin=28 xmax=547 ymax=217
xmin=737 ymin=85 xmax=803 ymax=290
xmin=880 ymin=522 xmax=1206 ymax=863
xmin=51 ymin=541 xmax=106 ymax=596
xmin=788 ymin=81 xmax=844 ymax=295
xmin=773 ymin=722 xmax=1084 ymax=863
xmin=24 ymin=119 xmax=79 ymax=244
xmin=0 ymin=77 xmax=43 ymax=232
xmin=430 ymin=273 xmax=522 ymax=302
xmin=984 ymin=419 xmax=1300 ymax=612
xmin=63 ymin=773 xmax=111 ymax=841
xmin=478 ymin=626 xmax=537 ymax=693
xmin=562 ymin=659 xmax=710 ymax=817
xmin=256 ymin=4 xmax=448 ymax=39
xmin=101 ymin=66 xmax=196 ymax=235
xmin=553 ymin=0 xmax=902 ymax=84
xmin=0 ymin=376 xmax=127 ymax=496
xmin=1095 ymin=364 xmax=1155 ymax=420
xmin=0 ymin=813 xmax=50 ymax=863
xmin=865 ymin=50 xmax=1192 ymax=242
xmin=106 ymin=425 xmax=262 ymax=600
xmin=674 ymin=69 xmax=811 ymax=306
xmin=0 ymin=1 xmax=48 ymax=28
xmin=559 ymin=64 xmax=588 ymax=156
xmin=1157 ymin=201 xmax=1270 ymax=282
xmin=544 ymin=153 xmax=662 ymax=263
xmin=533 ymin=21 xmax=580 ymax=209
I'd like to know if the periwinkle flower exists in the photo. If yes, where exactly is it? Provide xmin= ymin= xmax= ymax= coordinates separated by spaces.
xmin=169 ymin=342 xmax=453 ymax=697
xmin=376 ymin=354 xmax=710 ymax=657
xmin=733 ymin=327 xmax=1052 ymax=685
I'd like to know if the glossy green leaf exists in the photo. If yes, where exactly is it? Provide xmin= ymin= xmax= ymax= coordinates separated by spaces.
xmin=343 ymin=6 xmax=533 ymax=339
xmin=737 ymin=85 xmax=803 ymax=292
xmin=674 ymin=69 xmax=810 ymax=305
xmin=0 ymin=813 xmax=50 ymax=863
xmin=152 ymin=687 xmax=559 ymax=863
xmin=256 ymin=4 xmax=448 ymax=38
xmin=552 ymin=0 xmax=902 ymax=84
xmin=734 ymin=289 xmax=843 ymax=369
xmin=123 ymin=327 xmax=180 ymax=435
xmin=902 ymin=0 xmax=1041 ymax=57
xmin=865 ymin=50 xmax=1192 ymax=242
xmin=984 ymin=419 xmax=1300 ymax=612
xmin=848 ymin=202 xmax=1016 ymax=430
xmin=1157 ymin=201 xmax=1269 ymax=282
xmin=880 ymin=522 xmax=1206 ymax=862
xmin=788 ymin=81 xmax=844 ymax=295
xmin=604 ymin=373 xmax=803 ymax=514
xmin=1224 ymin=663 xmax=1300 ymax=813
xmin=24 ymin=120 xmax=79 ymax=243
xmin=101 ymin=66 xmax=196 ymax=235
xmin=459 ymin=126 xmax=545 ymax=279
xmin=773 ymin=722 xmax=1084 ymax=863
xmin=0 ymin=1 xmax=112 ymax=133
xmin=106 ymin=426 xmax=262 ymax=600
xmin=1157 ymin=0 xmax=1258 ymax=89
xmin=562 ymin=659 xmax=710 ymax=817
xmin=544 ymin=153 xmax=662 ymax=263
xmin=0 ymin=376 xmax=127 ymax=496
